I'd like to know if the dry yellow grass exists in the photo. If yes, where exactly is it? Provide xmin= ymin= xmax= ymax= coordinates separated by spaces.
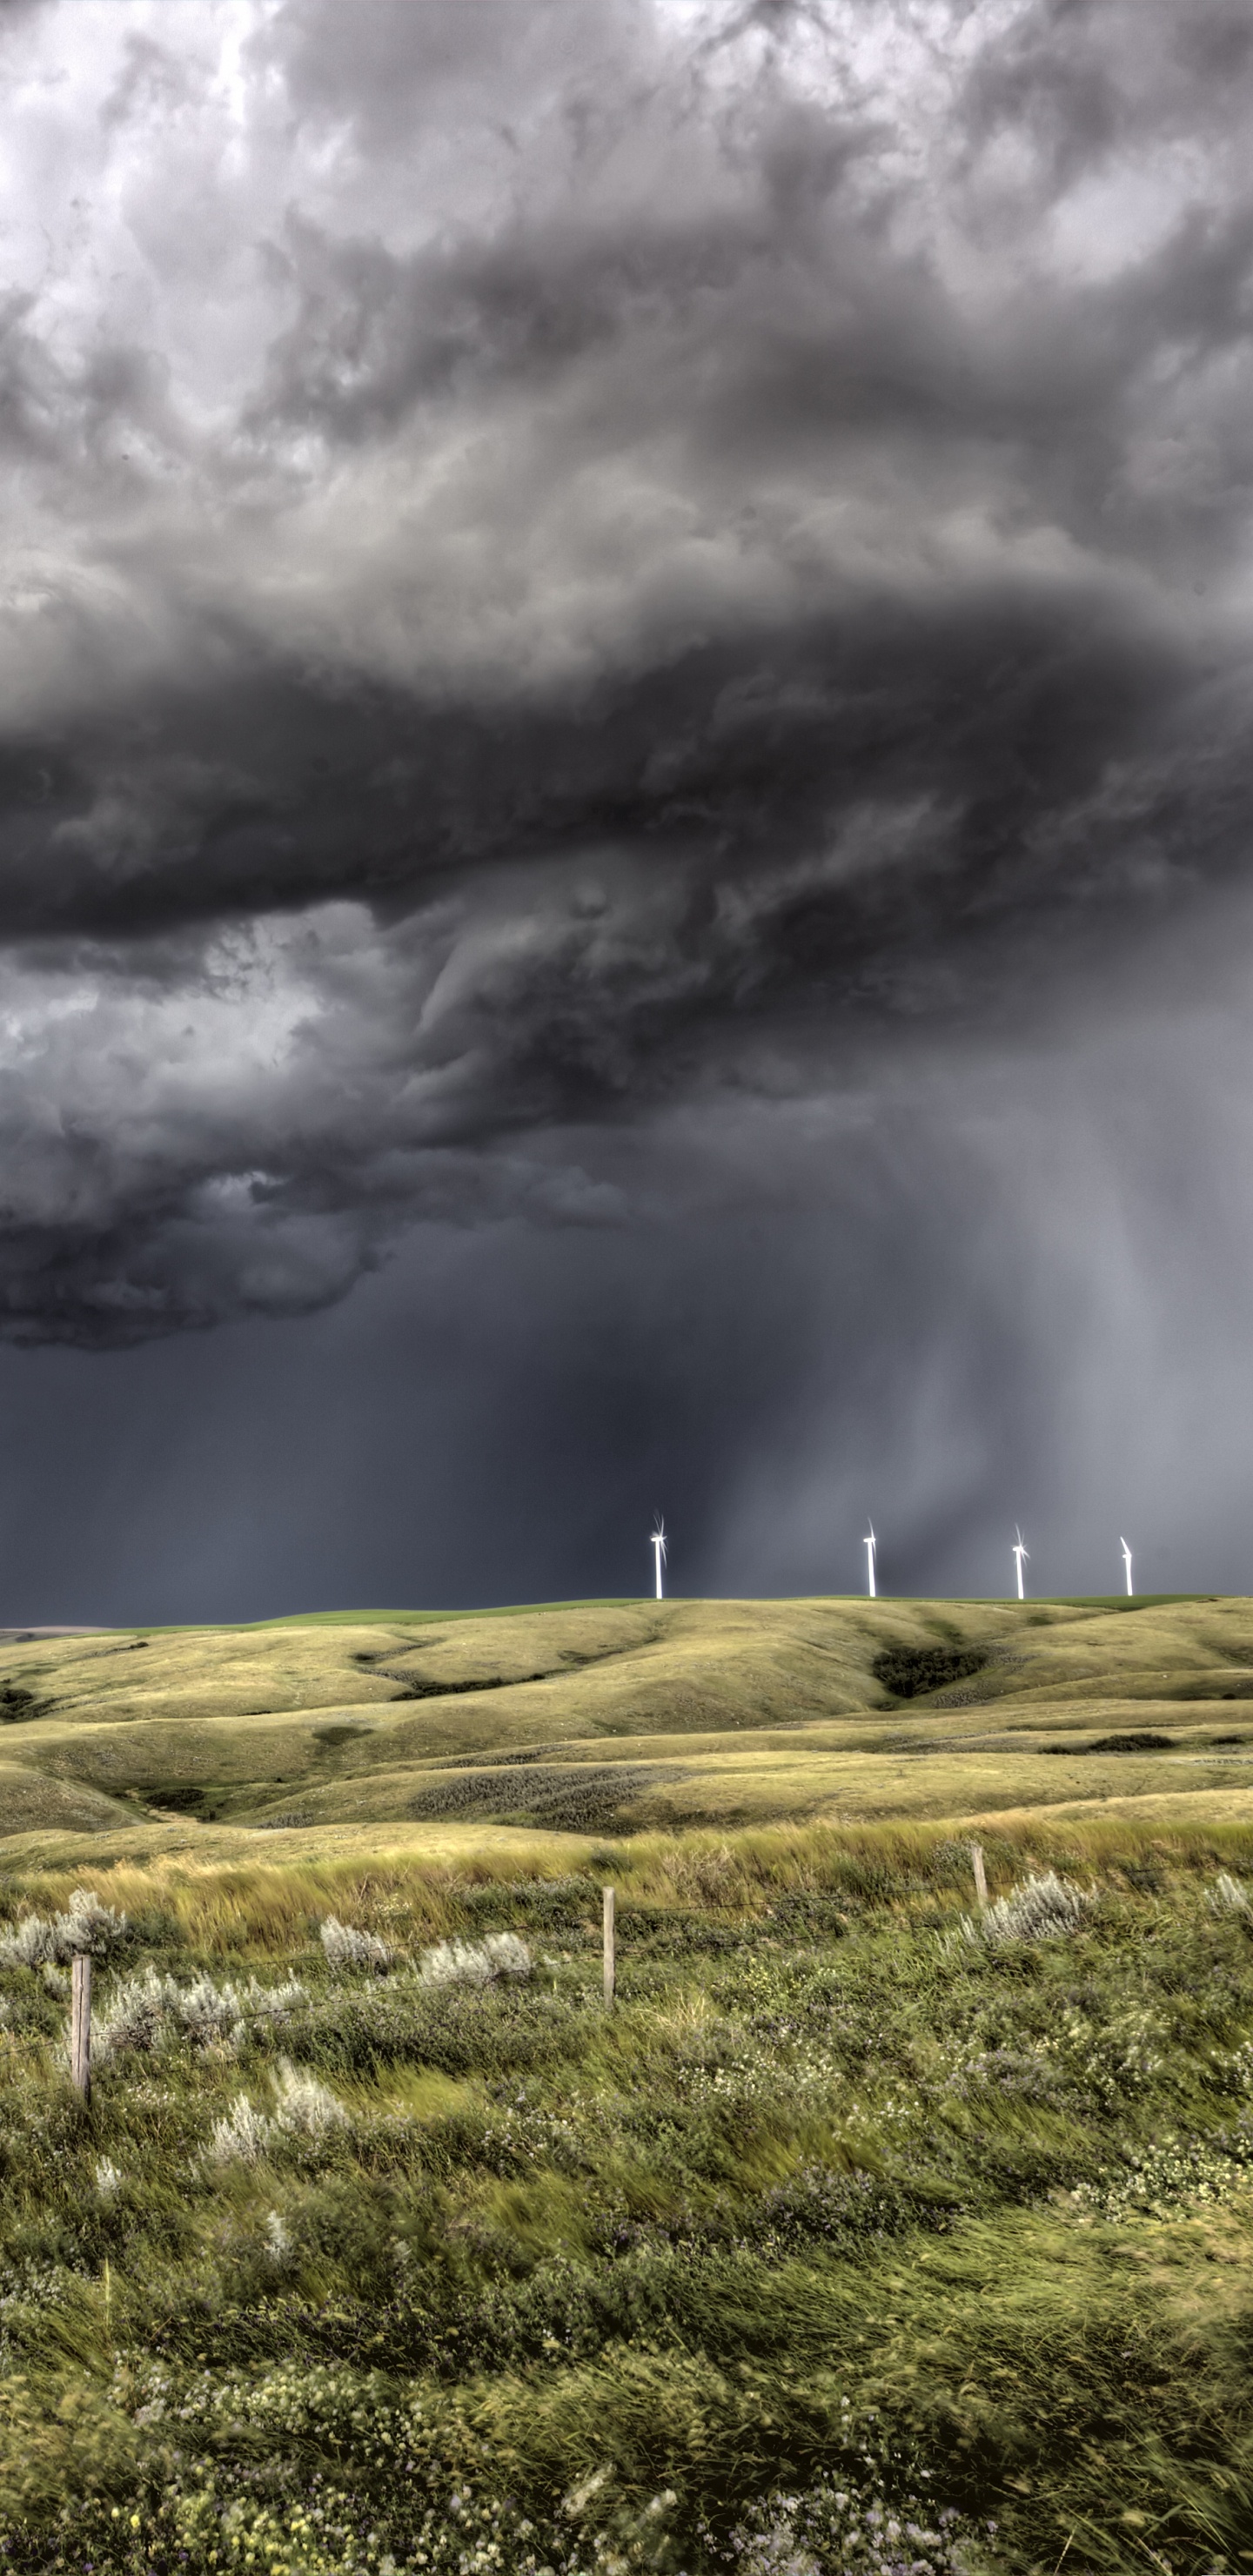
xmin=3 ymin=1591 xmax=1253 ymax=1874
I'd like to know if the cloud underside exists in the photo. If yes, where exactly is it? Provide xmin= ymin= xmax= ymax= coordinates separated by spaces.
xmin=0 ymin=0 xmax=1250 ymax=1338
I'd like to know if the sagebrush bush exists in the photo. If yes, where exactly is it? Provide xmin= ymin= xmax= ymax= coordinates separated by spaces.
xmin=0 ymin=1885 xmax=128 ymax=1969
xmin=93 ymin=1967 xmax=308 ymax=2063
xmin=0 ymin=1918 xmax=52 ymax=1969
xmin=981 ymin=1868 xmax=1092 ymax=1943
xmin=271 ymin=2056 xmax=350 ymax=2137
xmin=208 ymin=2092 xmax=274 ymax=2165
xmin=94 ymin=1966 xmax=171 ymax=2059
xmin=319 ymin=1915 xmax=393 ymax=1973
xmin=208 ymin=2058 xmax=350 ymax=2164
xmin=419 ymin=1930 xmax=532 ymax=1987
xmin=1209 ymin=1870 xmax=1252 ymax=1918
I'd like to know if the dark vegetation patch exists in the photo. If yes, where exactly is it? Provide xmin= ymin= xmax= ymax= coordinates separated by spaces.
xmin=384 ymin=1668 xmax=551 ymax=1698
xmin=353 ymin=1651 xmax=549 ymax=1700
xmin=0 ymin=1681 xmax=46 ymax=1723
xmin=405 ymin=1761 xmax=686 ymax=1832
xmin=1085 ymin=1730 xmax=1177 ymax=1754
xmin=440 ymin=1742 xmax=573 ymax=1768
xmin=72 ymin=1638 xmax=151 ymax=1659
xmin=352 ymin=1629 xmax=660 ymax=1704
xmin=761 ymin=1891 xmax=853 ymax=1935
xmin=606 ymin=1901 xmax=747 ymax=1957
xmin=870 ymin=1643 xmax=988 ymax=1701
xmin=312 ymin=1723 xmax=379 ymax=1749
xmin=457 ymin=1871 xmax=600 ymax=1930
xmin=1163 ymin=1675 xmax=1253 ymax=1701
xmin=285 ymin=1978 xmax=591 ymax=2081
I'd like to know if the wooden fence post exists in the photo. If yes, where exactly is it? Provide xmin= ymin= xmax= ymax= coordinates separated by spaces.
xmin=70 ymin=1952 xmax=92 ymax=2103
xmin=970 ymin=1843 xmax=988 ymax=1912
xmin=603 ymin=1885 xmax=615 ymax=2006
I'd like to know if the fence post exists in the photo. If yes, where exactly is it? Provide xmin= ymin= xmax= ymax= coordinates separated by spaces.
xmin=70 ymin=1952 xmax=92 ymax=2103
xmin=970 ymin=1843 xmax=988 ymax=1912
xmin=603 ymin=1885 xmax=615 ymax=2006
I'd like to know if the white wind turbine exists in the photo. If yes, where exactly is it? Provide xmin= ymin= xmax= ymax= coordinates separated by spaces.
xmin=650 ymin=1516 xmax=667 ymax=1601
xmin=1012 ymin=1527 xmax=1029 ymax=1600
xmin=864 ymin=1522 xmax=877 ymax=1600
xmin=1121 ymin=1536 xmax=1133 ymax=1598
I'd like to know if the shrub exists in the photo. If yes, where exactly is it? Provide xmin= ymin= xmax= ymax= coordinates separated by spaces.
xmin=271 ymin=2056 xmax=350 ymax=2138
xmin=1209 ymin=1871 xmax=1252 ymax=1918
xmin=982 ymin=1869 xmax=1092 ymax=1944
xmin=870 ymin=1645 xmax=986 ymax=1701
xmin=208 ymin=2061 xmax=349 ymax=2163
xmin=94 ymin=1968 xmax=174 ymax=2061
xmin=93 ymin=1969 xmax=309 ymax=2064
xmin=0 ymin=1914 xmax=57 ymax=1969
xmin=177 ymin=1971 xmax=247 ymax=2047
xmin=56 ymin=1887 xmax=129 ymax=1956
xmin=1084 ymin=1730 xmax=1176 ymax=1753
xmin=0 ymin=1887 xmax=128 ymax=1969
xmin=419 ymin=1931 xmax=533 ymax=1988
xmin=246 ymin=1976 xmax=309 ymax=2020
xmin=208 ymin=2094 xmax=274 ymax=2165
xmin=319 ymin=1915 xmax=392 ymax=1973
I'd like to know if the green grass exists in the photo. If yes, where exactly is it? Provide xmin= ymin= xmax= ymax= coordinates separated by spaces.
xmin=6 ymin=1603 xmax=1253 ymax=2570
xmin=3 ymin=1818 xmax=1253 ymax=2572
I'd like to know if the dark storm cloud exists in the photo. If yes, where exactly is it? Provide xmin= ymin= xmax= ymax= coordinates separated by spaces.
xmin=0 ymin=0 xmax=1251 ymax=1339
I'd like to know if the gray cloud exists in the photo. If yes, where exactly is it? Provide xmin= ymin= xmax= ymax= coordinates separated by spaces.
xmin=0 ymin=0 xmax=1250 ymax=1355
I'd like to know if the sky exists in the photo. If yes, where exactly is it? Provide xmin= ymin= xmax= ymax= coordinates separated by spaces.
xmin=2 ymin=0 xmax=1253 ymax=1618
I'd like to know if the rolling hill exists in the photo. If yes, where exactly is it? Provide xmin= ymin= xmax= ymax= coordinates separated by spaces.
xmin=3 ymin=1589 xmax=1253 ymax=1867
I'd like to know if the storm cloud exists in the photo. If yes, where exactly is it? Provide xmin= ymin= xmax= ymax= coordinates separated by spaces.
xmin=0 ymin=0 xmax=1248 ymax=1346
xmin=0 ymin=1 xmax=1251 ymax=1609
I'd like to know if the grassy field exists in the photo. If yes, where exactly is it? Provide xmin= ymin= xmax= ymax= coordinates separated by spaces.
xmin=5 ymin=1593 xmax=1253 ymax=1868
xmin=3 ymin=1603 xmax=1253 ymax=2573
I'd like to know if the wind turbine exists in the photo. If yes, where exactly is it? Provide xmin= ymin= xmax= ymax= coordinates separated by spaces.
xmin=1121 ymin=1536 xmax=1133 ymax=1598
xmin=863 ymin=1523 xmax=877 ymax=1600
xmin=1012 ymin=1527 xmax=1029 ymax=1600
xmin=650 ymin=1516 xmax=667 ymax=1602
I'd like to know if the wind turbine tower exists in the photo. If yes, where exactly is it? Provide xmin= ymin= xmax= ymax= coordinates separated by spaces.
xmin=864 ymin=1523 xmax=877 ymax=1600
xmin=1012 ymin=1527 xmax=1029 ymax=1601
xmin=1121 ymin=1536 xmax=1133 ymax=1598
xmin=651 ymin=1517 xmax=667 ymax=1602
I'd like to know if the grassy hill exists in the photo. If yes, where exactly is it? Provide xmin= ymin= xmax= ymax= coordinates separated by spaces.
xmin=4 ymin=1591 xmax=1253 ymax=1866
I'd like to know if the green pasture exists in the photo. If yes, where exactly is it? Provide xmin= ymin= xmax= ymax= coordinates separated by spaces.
xmin=4 ymin=1603 xmax=1253 ymax=2570
xmin=3 ymin=1817 xmax=1253 ymax=2573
